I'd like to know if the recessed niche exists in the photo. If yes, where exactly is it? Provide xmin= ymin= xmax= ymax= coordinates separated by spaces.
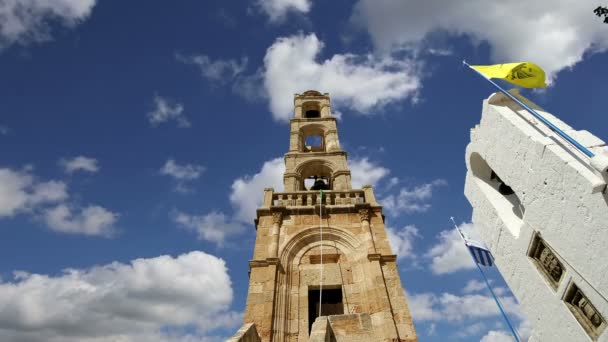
xmin=528 ymin=234 xmax=564 ymax=290
xmin=470 ymin=152 xmax=524 ymax=237
xmin=563 ymin=282 xmax=606 ymax=340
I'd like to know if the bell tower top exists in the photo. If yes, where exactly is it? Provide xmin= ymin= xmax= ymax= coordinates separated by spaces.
xmin=284 ymin=91 xmax=351 ymax=191
xmin=294 ymin=90 xmax=332 ymax=119
xmin=233 ymin=90 xmax=418 ymax=342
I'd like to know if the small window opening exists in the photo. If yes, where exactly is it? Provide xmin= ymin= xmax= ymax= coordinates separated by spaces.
xmin=308 ymin=287 xmax=343 ymax=334
xmin=305 ymin=110 xmax=320 ymax=118
xmin=304 ymin=135 xmax=324 ymax=152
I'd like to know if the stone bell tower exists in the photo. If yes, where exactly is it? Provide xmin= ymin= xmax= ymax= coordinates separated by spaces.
xmin=229 ymin=91 xmax=417 ymax=342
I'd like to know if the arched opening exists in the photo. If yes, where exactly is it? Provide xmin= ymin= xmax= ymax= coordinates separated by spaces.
xmin=298 ymin=160 xmax=334 ymax=191
xmin=470 ymin=152 xmax=524 ymax=237
xmin=300 ymin=124 xmax=327 ymax=153
xmin=303 ymin=101 xmax=321 ymax=118
xmin=272 ymin=227 xmax=365 ymax=341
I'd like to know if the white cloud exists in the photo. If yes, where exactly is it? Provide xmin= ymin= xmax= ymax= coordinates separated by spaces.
xmin=147 ymin=95 xmax=190 ymax=128
xmin=173 ymin=211 xmax=246 ymax=247
xmin=256 ymin=0 xmax=311 ymax=22
xmin=60 ymin=156 xmax=99 ymax=174
xmin=425 ymin=222 xmax=481 ymax=274
xmin=0 ymin=168 xmax=67 ymax=217
xmin=230 ymin=157 xmax=285 ymax=223
xmin=0 ymin=251 xmax=240 ymax=341
xmin=409 ymin=292 xmax=440 ymax=321
xmin=44 ymin=204 xmax=118 ymax=237
xmin=0 ymin=125 xmax=8 ymax=135
xmin=481 ymin=318 xmax=533 ymax=342
xmin=160 ymin=159 xmax=205 ymax=180
xmin=480 ymin=330 xmax=514 ymax=342
xmin=381 ymin=179 xmax=447 ymax=216
xmin=263 ymin=33 xmax=420 ymax=121
xmin=351 ymin=0 xmax=608 ymax=81
xmin=0 ymin=0 xmax=96 ymax=49
xmin=160 ymin=159 xmax=206 ymax=193
xmin=386 ymin=224 xmax=420 ymax=260
xmin=176 ymin=53 xmax=247 ymax=83
xmin=0 ymin=167 xmax=118 ymax=236
xmin=463 ymin=279 xmax=487 ymax=293
xmin=410 ymin=291 xmax=521 ymax=323
xmin=348 ymin=157 xmax=389 ymax=189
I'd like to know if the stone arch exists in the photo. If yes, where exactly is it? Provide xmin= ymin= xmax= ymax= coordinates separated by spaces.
xmin=302 ymin=101 xmax=321 ymax=118
xmin=273 ymin=227 xmax=366 ymax=341
xmin=299 ymin=123 xmax=328 ymax=153
xmin=294 ymin=159 xmax=340 ymax=190
xmin=280 ymin=226 xmax=364 ymax=265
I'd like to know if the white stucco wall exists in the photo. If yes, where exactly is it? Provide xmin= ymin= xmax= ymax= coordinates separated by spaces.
xmin=464 ymin=90 xmax=608 ymax=341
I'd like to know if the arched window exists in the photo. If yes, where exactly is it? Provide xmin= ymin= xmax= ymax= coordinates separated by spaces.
xmin=300 ymin=124 xmax=326 ymax=153
xmin=297 ymin=160 xmax=334 ymax=191
xmin=470 ymin=153 xmax=524 ymax=237
xmin=303 ymin=101 xmax=321 ymax=118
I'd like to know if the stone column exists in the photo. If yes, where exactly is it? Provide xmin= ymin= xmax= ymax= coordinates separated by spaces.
xmin=268 ymin=211 xmax=283 ymax=258
xmin=359 ymin=208 xmax=376 ymax=254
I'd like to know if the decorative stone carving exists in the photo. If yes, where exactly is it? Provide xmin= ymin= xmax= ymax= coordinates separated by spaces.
xmin=528 ymin=234 xmax=563 ymax=288
xmin=538 ymin=245 xmax=563 ymax=282
xmin=272 ymin=212 xmax=283 ymax=225
xmin=564 ymin=283 xmax=606 ymax=338
xmin=358 ymin=209 xmax=370 ymax=222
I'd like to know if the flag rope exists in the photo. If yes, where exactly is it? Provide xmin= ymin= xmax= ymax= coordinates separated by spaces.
xmin=319 ymin=190 xmax=323 ymax=318
xmin=450 ymin=217 xmax=521 ymax=342
xmin=463 ymin=60 xmax=595 ymax=159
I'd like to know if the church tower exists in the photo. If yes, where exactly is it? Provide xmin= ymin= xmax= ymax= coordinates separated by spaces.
xmin=229 ymin=91 xmax=417 ymax=342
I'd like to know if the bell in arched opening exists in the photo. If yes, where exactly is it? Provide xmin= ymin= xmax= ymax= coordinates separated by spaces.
xmin=310 ymin=176 xmax=330 ymax=190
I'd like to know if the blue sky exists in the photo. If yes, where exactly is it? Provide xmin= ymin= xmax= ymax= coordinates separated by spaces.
xmin=0 ymin=1 xmax=607 ymax=341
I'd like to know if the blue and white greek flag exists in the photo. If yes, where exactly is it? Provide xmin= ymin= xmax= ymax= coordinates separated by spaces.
xmin=466 ymin=240 xmax=494 ymax=267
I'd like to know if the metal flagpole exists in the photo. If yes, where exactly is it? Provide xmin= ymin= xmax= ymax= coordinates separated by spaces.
xmin=319 ymin=190 xmax=323 ymax=317
xmin=450 ymin=217 xmax=521 ymax=342
xmin=463 ymin=60 xmax=595 ymax=159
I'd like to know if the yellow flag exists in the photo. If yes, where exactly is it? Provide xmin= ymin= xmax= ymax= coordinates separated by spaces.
xmin=471 ymin=62 xmax=547 ymax=88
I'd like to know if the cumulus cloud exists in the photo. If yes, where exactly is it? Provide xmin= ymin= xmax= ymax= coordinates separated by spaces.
xmin=256 ymin=0 xmax=311 ymax=22
xmin=351 ymin=0 xmax=608 ymax=80
xmin=0 ymin=168 xmax=67 ymax=217
xmin=173 ymin=211 xmax=245 ymax=247
xmin=230 ymin=157 xmax=285 ymax=223
xmin=463 ymin=279 xmax=487 ymax=293
xmin=0 ymin=125 xmax=8 ymax=135
xmin=0 ymin=251 xmax=241 ymax=342
xmin=44 ymin=204 xmax=117 ymax=236
xmin=480 ymin=318 xmax=533 ymax=342
xmin=381 ymin=179 xmax=447 ymax=216
xmin=348 ymin=157 xmax=389 ymax=189
xmin=160 ymin=159 xmax=205 ymax=180
xmin=0 ymin=166 xmax=118 ymax=236
xmin=409 ymin=291 xmax=520 ymax=323
xmin=410 ymin=289 xmax=531 ymax=340
xmin=176 ymin=53 xmax=248 ymax=83
xmin=60 ymin=156 xmax=99 ymax=174
xmin=147 ymin=95 xmax=190 ymax=128
xmin=386 ymin=224 xmax=420 ymax=260
xmin=0 ymin=0 xmax=96 ymax=49
xmin=160 ymin=159 xmax=205 ymax=193
xmin=425 ymin=222 xmax=482 ymax=274
xmin=263 ymin=33 xmax=420 ymax=121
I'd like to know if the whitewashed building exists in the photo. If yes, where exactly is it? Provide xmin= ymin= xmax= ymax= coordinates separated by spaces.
xmin=464 ymin=90 xmax=608 ymax=341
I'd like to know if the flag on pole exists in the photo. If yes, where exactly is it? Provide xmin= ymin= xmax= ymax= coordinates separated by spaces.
xmin=467 ymin=241 xmax=494 ymax=267
xmin=471 ymin=62 xmax=547 ymax=88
